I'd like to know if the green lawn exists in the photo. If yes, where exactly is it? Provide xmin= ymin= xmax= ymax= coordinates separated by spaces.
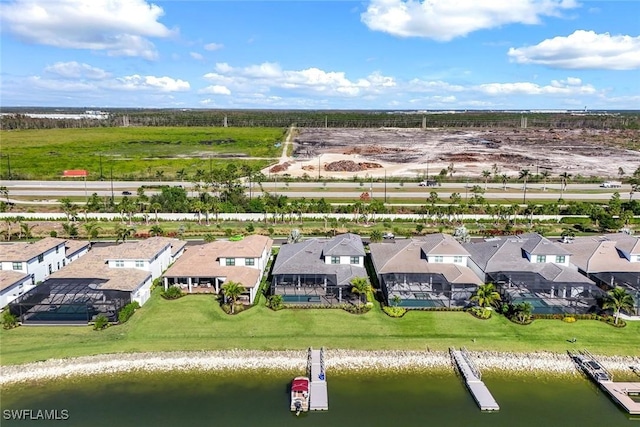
xmin=1 ymin=290 xmax=638 ymax=366
xmin=1 ymin=127 xmax=284 ymax=180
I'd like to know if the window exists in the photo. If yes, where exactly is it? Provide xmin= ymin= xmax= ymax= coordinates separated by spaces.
xmin=536 ymin=255 xmax=547 ymax=263
xmin=636 ymin=255 xmax=640 ymax=262
xmin=38 ymin=254 xmax=44 ymax=263
xmin=330 ymin=256 xmax=340 ymax=264
xmin=57 ymin=262 xmax=60 ymax=270
xmin=433 ymin=256 xmax=443 ymax=263
xmin=12 ymin=262 xmax=22 ymax=270
xmin=48 ymin=264 xmax=52 ymax=274
xmin=63 ymin=259 xmax=66 ymax=267
xmin=226 ymin=258 xmax=235 ymax=266
xmin=350 ymin=256 xmax=360 ymax=265
xmin=556 ymin=256 xmax=565 ymax=263
xmin=55 ymin=246 xmax=59 ymax=254
xmin=245 ymin=258 xmax=255 ymax=266
xmin=453 ymin=256 xmax=463 ymax=263
xmin=135 ymin=260 xmax=145 ymax=268
xmin=115 ymin=260 xmax=124 ymax=268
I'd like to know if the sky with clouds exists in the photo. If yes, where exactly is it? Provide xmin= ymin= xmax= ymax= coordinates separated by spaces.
xmin=0 ymin=0 xmax=638 ymax=109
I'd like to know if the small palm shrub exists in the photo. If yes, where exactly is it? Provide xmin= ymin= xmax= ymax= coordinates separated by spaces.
xmin=382 ymin=306 xmax=407 ymax=318
xmin=2 ymin=311 xmax=18 ymax=329
xmin=93 ymin=314 xmax=109 ymax=331
xmin=161 ymin=286 xmax=184 ymax=300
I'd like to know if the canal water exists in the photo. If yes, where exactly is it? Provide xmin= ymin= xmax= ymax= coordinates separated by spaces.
xmin=1 ymin=370 xmax=636 ymax=426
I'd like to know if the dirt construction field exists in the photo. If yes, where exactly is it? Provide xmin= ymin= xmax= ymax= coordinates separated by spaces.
xmin=267 ymin=127 xmax=640 ymax=180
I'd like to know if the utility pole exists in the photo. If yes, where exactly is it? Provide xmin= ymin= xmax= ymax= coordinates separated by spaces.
xmin=318 ymin=154 xmax=322 ymax=180
xmin=384 ymin=170 xmax=387 ymax=203
xmin=110 ymin=165 xmax=115 ymax=205
xmin=99 ymin=153 xmax=104 ymax=180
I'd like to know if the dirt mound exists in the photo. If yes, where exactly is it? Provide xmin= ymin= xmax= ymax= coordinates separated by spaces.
xmin=301 ymin=165 xmax=316 ymax=171
xmin=325 ymin=160 xmax=383 ymax=172
xmin=269 ymin=162 xmax=290 ymax=173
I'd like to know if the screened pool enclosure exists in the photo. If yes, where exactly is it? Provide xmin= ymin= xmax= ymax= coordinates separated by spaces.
xmin=379 ymin=272 xmax=478 ymax=308
xmin=8 ymin=278 xmax=130 ymax=324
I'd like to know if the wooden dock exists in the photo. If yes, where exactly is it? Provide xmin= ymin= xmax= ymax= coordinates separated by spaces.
xmin=308 ymin=347 xmax=328 ymax=411
xmin=450 ymin=347 xmax=499 ymax=411
xmin=570 ymin=349 xmax=640 ymax=415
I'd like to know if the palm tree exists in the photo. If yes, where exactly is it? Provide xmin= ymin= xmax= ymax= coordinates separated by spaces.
xmin=501 ymin=174 xmax=509 ymax=191
xmin=60 ymin=197 xmax=77 ymax=222
xmin=114 ymin=223 xmax=135 ymax=244
xmin=603 ymin=286 xmax=635 ymax=325
xmin=519 ymin=169 xmax=531 ymax=204
xmin=471 ymin=283 xmax=501 ymax=309
xmin=391 ymin=294 xmax=402 ymax=308
xmin=350 ymin=276 xmax=372 ymax=306
xmin=222 ymin=281 xmax=245 ymax=314
xmin=369 ymin=230 xmax=383 ymax=243
xmin=20 ymin=222 xmax=36 ymax=240
xmin=149 ymin=225 xmax=164 ymax=236
xmin=559 ymin=172 xmax=572 ymax=199
xmin=482 ymin=170 xmax=491 ymax=190
xmin=62 ymin=222 xmax=78 ymax=239
xmin=540 ymin=170 xmax=550 ymax=191
xmin=513 ymin=301 xmax=533 ymax=323
xmin=83 ymin=222 xmax=102 ymax=241
xmin=151 ymin=202 xmax=162 ymax=224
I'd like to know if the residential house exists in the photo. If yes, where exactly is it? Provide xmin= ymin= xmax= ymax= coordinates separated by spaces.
xmin=271 ymin=233 xmax=367 ymax=304
xmin=0 ymin=270 xmax=34 ymax=308
xmin=0 ymin=237 xmax=88 ymax=284
xmin=568 ymin=233 xmax=640 ymax=315
xmin=370 ymin=234 xmax=482 ymax=308
xmin=464 ymin=233 xmax=603 ymax=314
xmin=162 ymin=235 xmax=273 ymax=304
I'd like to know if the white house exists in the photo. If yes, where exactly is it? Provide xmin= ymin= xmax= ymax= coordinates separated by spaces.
xmin=0 ymin=271 xmax=35 ymax=308
xmin=104 ymin=237 xmax=187 ymax=282
xmin=1 ymin=237 xmax=70 ymax=284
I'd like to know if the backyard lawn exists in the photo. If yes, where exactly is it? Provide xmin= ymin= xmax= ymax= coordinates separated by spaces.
xmin=1 ymin=290 xmax=638 ymax=366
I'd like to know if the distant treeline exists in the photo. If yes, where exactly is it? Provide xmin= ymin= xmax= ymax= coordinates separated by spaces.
xmin=1 ymin=109 xmax=638 ymax=130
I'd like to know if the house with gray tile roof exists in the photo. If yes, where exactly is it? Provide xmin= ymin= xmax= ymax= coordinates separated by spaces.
xmin=569 ymin=233 xmax=640 ymax=315
xmin=370 ymin=234 xmax=482 ymax=308
xmin=464 ymin=233 xmax=603 ymax=314
xmin=271 ymin=234 xmax=367 ymax=304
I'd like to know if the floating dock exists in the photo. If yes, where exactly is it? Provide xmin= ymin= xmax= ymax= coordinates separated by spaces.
xmin=450 ymin=347 xmax=499 ymax=411
xmin=307 ymin=347 xmax=328 ymax=411
xmin=570 ymin=349 xmax=640 ymax=415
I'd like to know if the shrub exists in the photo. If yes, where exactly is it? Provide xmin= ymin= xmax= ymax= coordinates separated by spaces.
xmin=221 ymin=302 xmax=246 ymax=315
xmin=93 ymin=314 xmax=109 ymax=331
xmin=344 ymin=304 xmax=371 ymax=314
xmin=382 ymin=306 xmax=407 ymax=318
xmin=118 ymin=301 xmax=140 ymax=324
xmin=1 ymin=310 xmax=18 ymax=329
xmin=562 ymin=316 xmax=577 ymax=323
xmin=49 ymin=230 xmax=58 ymax=237
xmin=161 ymin=285 xmax=184 ymax=300
xmin=468 ymin=306 xmax=491 ymax=319
xmin=267 ymin=295 xmax=284 ymax=311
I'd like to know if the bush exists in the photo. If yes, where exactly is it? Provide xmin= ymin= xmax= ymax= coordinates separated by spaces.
xmin=93 ymin=314 xmax=109 ymax=331
xmin=344 ymin=304 xmax=371 ymax=314
xmin=468 ymin=306 xmax=492 ymax=319
xmin=220 ymin=302 xmax=246 ymax=315
xmin=266 ymin=295 xmax=284 ymax=311
xmin=49 ymin=230 xmax=58 ymax=237
xmin=161 ymin=285 xmax=184 ymax=300
xmin=562 ymin=316 xmax=577 ymax=323
xmin=118 ymin=301 xmax=140 ymax=324
xmin=2 ymin=310 xmax=18 ymax=329
xmin=382 ymin=306 xmax=407 ymax=318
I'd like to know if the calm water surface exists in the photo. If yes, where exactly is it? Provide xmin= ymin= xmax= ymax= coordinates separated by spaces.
xmin=1 ymin=371 xmax=636 ymax=426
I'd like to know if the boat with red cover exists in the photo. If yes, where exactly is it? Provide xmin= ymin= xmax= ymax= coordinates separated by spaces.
xmin=290 ymin=376 xmax=310 ymax=415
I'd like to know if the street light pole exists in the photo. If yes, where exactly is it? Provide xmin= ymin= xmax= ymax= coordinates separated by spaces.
xmin=318 ymin=154 xmax=322 ymax=180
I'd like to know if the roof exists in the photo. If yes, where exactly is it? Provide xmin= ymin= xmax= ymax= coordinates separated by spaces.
xmin=292 ymin=378 xmax=309 ymax=392
xmin=103 ymin=237 xmax=183 ymax=261
xmin=369 ymin=238 xmax=481 ymax=285
xmin=520 ymin=233 xmax=571 ymax=256
xmin=419 ymin=233 xmax=471 ymax=256
xmin=272 ymin=238 xmax=366 ymax=286
xmin=604 ymin=232 xmax=640 ymax=255
xmin=0 ymin=271 xmax=30 ymax=292
xmin=50 ymin=247 xmax=150 ymax=292
xmin=570 ymin=235 xmax=640 ymax=273
xmin=161 ymin=236 xmax=272 ymax=288
xmin=463 ymin=233 xmax=590 ymax=285
xmin=322 ymin=233 xmax=365 ymax=257
xmin=0 ymin=237 xmax=67 ymax=262
xmin=65 ymin=240 xmax=90 ymax=257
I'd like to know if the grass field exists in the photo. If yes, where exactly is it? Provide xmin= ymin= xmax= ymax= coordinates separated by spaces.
xmin=1 ymin=127 xmax=285 ymax=179
xmin=1 ymin=290 xmax=638 ymax=366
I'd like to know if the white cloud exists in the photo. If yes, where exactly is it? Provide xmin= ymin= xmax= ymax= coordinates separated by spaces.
xmin=206 ymin=62 xmax=397 ymax=97
xmin=0 ymin=0 xmax=174 ymax=59
xmin=361 ymin=0 xmax=579 ymax=41
xmin=200 ymin=85 xmax=231 ymax=95
xmin=190 ymin=52 xmax=204 ymax=60
xmin=114 ymin=75 xmax=190 ymax=92
xmin=44 ymin=61 xmax=110 ymax=80
xmin=477 ymin=79 xmax=596 ymax=95
xmin=508 ymin=30 xmax=640 ymax=70
xmin=204 ymin=42 xmax=224 ymax=51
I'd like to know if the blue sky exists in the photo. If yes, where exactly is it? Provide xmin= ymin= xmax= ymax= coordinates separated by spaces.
xmin=1 ymin=0 xmax=638 ymax=109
